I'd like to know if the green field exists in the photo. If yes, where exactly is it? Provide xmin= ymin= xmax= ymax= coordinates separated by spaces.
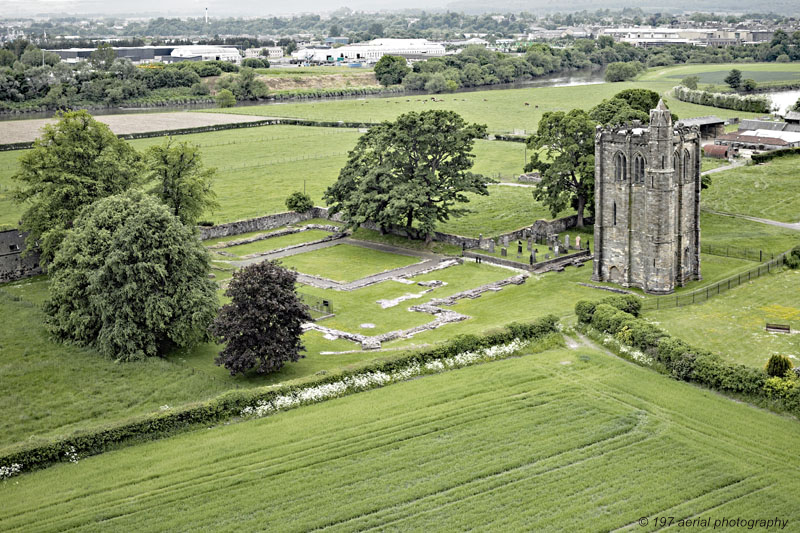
xmin=278 ymin=243 xmax=421 ymax=283
xmin=700 ymin=212 xmax=799 ymax=254
xmin=648 ymin=268 xmax=800 ymax=369
xmin=641 ymin=62 xmax=800 ymax=86
xmin=0 ymin=127 xmax=532 ymax=234
xmin=702 ymin=156 xmax=800 ymax=223
xmin=4 ymin=343 xmax=799 ymax=532
xmin=200 ymin=65 xmax=795 ymax=133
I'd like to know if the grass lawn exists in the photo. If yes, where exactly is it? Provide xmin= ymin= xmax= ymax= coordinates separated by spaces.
xmin=221 ymin=229 xmax=332 ymax=257
xmin=702 ymin=156 xmax=800 ymax=223
xmin=700 ymin=156 xmax=730 ymax=173
xmin=700 ymin=212 xmax=799 ymax=254
xmin=278 ymin=243 xmax=421 ymax=283
xmin=647 ymin=268 xmax=800 ymax=368
xmin=298 ymin=261 xmax=512 ymax=337
xmin=4 ymin=343 xmax=799 ymax=531
xmin=437 ymin=186 xmax=568 ymax=238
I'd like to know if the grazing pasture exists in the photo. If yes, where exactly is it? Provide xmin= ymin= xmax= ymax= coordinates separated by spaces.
xmin=277 ymin=243 xmax=421 ymax=283
xmin=647 ymin=268 xmax=800 ymax=368
xmin=3 ymin=345 xmax=799 ymax=532
xmin=702 ymin=156 xmax=800 ymax=223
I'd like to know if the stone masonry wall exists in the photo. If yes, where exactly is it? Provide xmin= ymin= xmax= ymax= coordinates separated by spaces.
xmin=0 ymin=230 xmax=42 ymax=283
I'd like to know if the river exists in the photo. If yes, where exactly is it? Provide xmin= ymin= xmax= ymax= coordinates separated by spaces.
xmin=767 ymin=89 xmax=800 ymax=114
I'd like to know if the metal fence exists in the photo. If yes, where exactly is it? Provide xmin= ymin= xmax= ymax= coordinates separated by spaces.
xmin=701 ymin=243 xmax=776 ymax=263
xmin=641 ymin=253 xmax=786 ymax=311
xmin=298 ymin=293 xmax=334 ymax=316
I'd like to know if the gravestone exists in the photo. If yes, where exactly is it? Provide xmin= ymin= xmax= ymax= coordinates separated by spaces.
xmin=531 ymin=249 xmax=537 ymax=263
xmin=501 ymin=247 xmax=507 ymax=257
xmin=517 ymin=241 xmax=523 ymax=257
xmin=554 ymin=244 xmax=560 ymax=256
xmin=564 ymin=234 xmax=570 ymax=250
xmin=502 ymin=236 xmax=509 ymax=248
xmin=527 ymin=237 xmax=533 ymax=251
xmin=575 ymin=236 xmax=581 ymax=250
xmin=478 ymin=233 xmax=483 ymax=248
xmin=488 ymin=239 xmax=495 ymax=253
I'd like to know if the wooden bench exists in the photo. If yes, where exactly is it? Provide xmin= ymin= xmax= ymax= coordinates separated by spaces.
xmin=766 ymin=323 xmax=791 ymax=334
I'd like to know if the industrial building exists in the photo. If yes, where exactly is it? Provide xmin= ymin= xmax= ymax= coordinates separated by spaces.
xmin=47 ymin=45 xmax=241 ymax=64
xmin=292 ymin=39 xmax=445 ymax=64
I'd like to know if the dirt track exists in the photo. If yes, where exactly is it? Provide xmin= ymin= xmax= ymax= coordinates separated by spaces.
xmin=0 ymin=112 xmax=267 ymax=145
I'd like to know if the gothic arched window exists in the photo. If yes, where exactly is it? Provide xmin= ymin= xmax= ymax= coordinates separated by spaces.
xmin=683 ymin=149 xmax=691 ymax=182
xmin=633 ymin=153 xmax=646 ymax=184
xmin=614 ymin=152 xmax=627 ymax=181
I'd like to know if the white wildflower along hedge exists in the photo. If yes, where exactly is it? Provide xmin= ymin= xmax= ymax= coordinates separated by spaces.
xmin=0 ymin=315 xmax=559 ymax=478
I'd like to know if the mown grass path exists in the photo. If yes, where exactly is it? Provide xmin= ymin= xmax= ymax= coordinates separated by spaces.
xmin=2 ymin=345 xmax=798 ymax=532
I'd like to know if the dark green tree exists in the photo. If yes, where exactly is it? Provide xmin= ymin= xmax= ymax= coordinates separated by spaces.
xmin=765 ymin=354 xmax=793 ymax=378
xmin=285 ymin=191 xmax=314 ymax=213
xmin=210 ymin=260 xmax=311 ymax=376
xmin=742 ymin=78 xmax=758 ymax=92
xmin=525 ymin=109 xmax=596 ymax=228
xmin=374 ymin=55 xmax=410 ymax=86
xmin=325 ymin=110 xmax=489 ymax=240
xmin=90 ymin=43 xmax=117 ymax=70
xmin=724 ymin=68 xmax=742 ymax=89
xmin=13 ymin=110 xmax=142 ymax=263
xmin=44 ymin=192 xmax=218 ymax=361
xmin=144 ymin=138 xmax=219 ymax=226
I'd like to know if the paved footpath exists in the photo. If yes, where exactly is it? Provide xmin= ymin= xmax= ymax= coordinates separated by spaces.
xmin=231 ymin=238 xmax=456 ymax=290
xmin=703 ymin=208 xmax=800 ymax=232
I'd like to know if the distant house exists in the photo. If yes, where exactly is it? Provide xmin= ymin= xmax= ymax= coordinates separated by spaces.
xmin=0 ymin=230 xmax=42 ymax=283
xmin=716 ymin=129 xmax=800 ymax=151
xmin=324 ymin=37 xmax=349 ymax=45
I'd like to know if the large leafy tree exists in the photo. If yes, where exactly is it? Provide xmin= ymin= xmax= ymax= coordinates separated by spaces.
xmin=589 ymin=88 xmax=668 ymax=126
xmin=44 ymin=192 xmax=218 ymax=361
xmin=525 ymin=109 xmax=596 ymax=228
xmin=324 ymin=110 xmax=489 ymax=240
xmin=210 ymin=260 xmax=311 ymax=376
xmin=13 ymin=110 xmax=142 ymax=263
xmin=374 ymin=55 xmax=410 ymax=86
xmin=145 ymin=138 xmax=219 ymax=226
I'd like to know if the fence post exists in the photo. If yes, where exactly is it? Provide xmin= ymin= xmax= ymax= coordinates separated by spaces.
xmin=760 ymin=250 xmax=763 ymax=262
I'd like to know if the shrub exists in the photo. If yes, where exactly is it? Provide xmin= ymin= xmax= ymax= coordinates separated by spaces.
xmin=765 ymin=354 xmax=794 ymax=378
xmin=604 ymin=62 xmax=644 ymax=82
xmin=575 ymin=300 xmax=597 ymax=323
xmin=285 ymin=191 xmax=314 ymax=212
xmin=215 ymin=89 xmax=236 ymax=108
xmin=673 ymin=85 xmax=769 ymax=113
xmin=601 ymin=295 xmax=642 ymax=317
xmin=785 ymin=245 xmax=800 ymax=269
xmin=242 ymin=58 xmax=269 ymax=69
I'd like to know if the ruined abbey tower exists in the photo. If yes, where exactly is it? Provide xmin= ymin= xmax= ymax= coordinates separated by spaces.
xmin=592 ymin=100 xmax=701 ymax=294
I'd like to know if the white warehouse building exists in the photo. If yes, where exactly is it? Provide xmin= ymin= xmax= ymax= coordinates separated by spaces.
xmin=293 ymin=39 xmax=445 ymax=63
xmin=170 ymin=46 xmax=241 ymax=64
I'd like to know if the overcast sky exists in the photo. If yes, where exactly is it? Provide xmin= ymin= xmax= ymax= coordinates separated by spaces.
xmin=2 ymin=0 xmax=448 ymax=17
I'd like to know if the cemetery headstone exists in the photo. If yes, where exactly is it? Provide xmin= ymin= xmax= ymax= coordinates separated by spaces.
xmin=501 ymin=247 xmax=508 ymax=257
xmin=488 ymin=239 xmax=495 ymax=253
xmin=503 ymin=236 xmax=509 ymax=248
xmin=575 ymin=236 xmax=581 ymax=250
xmin=564 ymin=234 xmax=570 ymax=250
xmin=531 ymin=249 xmax=537 ymax=263
xmin=527 ymin=237 xmax=533 ymax=251
xmin=517 ymin=241 xmax=523 ymax=257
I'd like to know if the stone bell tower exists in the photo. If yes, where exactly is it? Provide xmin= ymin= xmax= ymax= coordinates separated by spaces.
xmin=592 ymin=100 xmax=701 ymax=294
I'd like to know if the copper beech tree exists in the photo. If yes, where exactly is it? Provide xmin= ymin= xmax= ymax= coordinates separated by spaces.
xmin=211 ymin=260 xmax=311 ymax=376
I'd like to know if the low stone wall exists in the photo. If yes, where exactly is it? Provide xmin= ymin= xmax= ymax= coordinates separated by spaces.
xmin=198 ymin=207 xmax=338 ymax=240
xmin=0 ymin=230 xmax=42 ymax=283
xmin=464 ymin=249 xmax=591 ymax=273
xmin=200 ymin=209 xmax=583 ymax=253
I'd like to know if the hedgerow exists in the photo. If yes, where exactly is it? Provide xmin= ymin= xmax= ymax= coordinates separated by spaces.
xmin=574 ymin=297 xmax=798 ymax=418
xmin=0 ymin=315 xmax=558 ymax=477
